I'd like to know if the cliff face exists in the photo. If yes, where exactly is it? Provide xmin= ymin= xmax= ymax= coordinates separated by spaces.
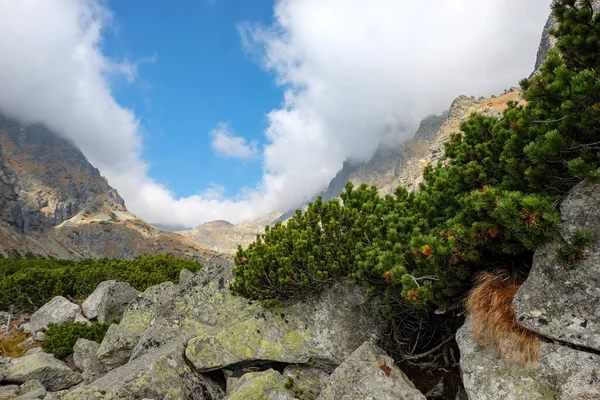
xmin=0 ymin=113 xmax=215 ymax=262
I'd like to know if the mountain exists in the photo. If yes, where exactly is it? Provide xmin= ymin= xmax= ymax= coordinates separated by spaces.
xmin=151 ymin=223 xmax=192 ymax=232
xmin=0 ymin=113 xmax=216 ymax=262
xmin=176 ymin=211 xmax=283 ymax=254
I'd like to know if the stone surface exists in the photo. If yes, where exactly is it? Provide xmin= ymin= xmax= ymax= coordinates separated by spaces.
xmin=0 ymin=384 xmax=20 ymax=398
xmin=185 ymin=277 xmax=380 ymax=372
xmin=457 ymin=319 xmax=600 ymax=400
xmin=282 ymin=365 xmax=328 ymax=399
xmin=19 ymin=379 xmax=47 ymax=399
xmin=95 ymin=282 xmax=139 ymax=324
xmin=226 ymin=369 xmax=293 ymax=400
xmin=23 ymin=297 xmax=83 ymax=333
xmin=24 ymin=348 xmax=43 ymax=356
xmin=58 ymin=343 xmax=223 ymax=400
xmin=96 ymin=281 xmax=177 ymax=370
xmin=513 ymin=179 xmax=600 ymax=351
xmin=4 ymin=352 xmax=82 ymax=391
xmin=178 ymin=268 xmax=195 ymax=284
xmin=33 ymin=332 xmax=45 ymax=342
xmin=82 ymin=280 xmax=115 ymax=320
xmin=317 ymin=341 xmax=425 ymax=400
xmin=73 ymin=339 xmax=105 ymax=382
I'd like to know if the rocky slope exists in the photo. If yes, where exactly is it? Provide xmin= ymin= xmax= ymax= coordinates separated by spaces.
xmin=0 ymin=113 xmax=215 ymax=261
xmin=1 ymin=255 xmax=425 ymax=399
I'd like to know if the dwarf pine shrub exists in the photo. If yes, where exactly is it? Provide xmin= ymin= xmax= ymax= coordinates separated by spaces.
xmin=231 ymin=0 xmax=600 ymax=309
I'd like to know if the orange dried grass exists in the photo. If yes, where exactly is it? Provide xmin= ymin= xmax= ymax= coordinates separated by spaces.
xmin=466 ymin=271 xmax=540 ymax=365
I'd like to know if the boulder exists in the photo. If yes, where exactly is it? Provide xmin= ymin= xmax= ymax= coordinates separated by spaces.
xmin=100 ymin=255 xmax=379 ymax=375
xmin=513 ymin=179 xmax=600 ymax=351
xmin=73 ymin=339 xmax=105 ymax=383
xmin=0 ymin=384 xmax=20 ymax=399
xmin=19 ymin=379 xmax=47 ymax=399
xmin=82 ymin=280 xmax=116 ymax=320
xmin=73 ymin=314 xmax=91 ymax=326
xmin=58 ymin=342 xmax=223 ymax=400
xmin=179 ymin=268 xmax=195 ymax=284
xmin=96 ymin=281 xmax=177 ymax=369
xmin=456 ymin=318 xmax=600 ymax=400
xmin=23 ymin=297 xmax=83 ymax=333
xmin=317 ymin=341 xmax=425 ymax=400
xmin=226 ymin=369 xmax=294 ymax=400
xmin=185 ymin=279 xmax=380 ymax=371
xmin=3 ymin=352 xmax=82 ymax=391
xmin=95 ymin=282 xmax=139 ymax=324
xmin=25 ymin=348 xmax=43 ymax=356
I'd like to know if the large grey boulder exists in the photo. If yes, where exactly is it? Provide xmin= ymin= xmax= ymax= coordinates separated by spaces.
xmin=82 ymin=280 xmax=116 ymax=320
xmin=73 ymin=339 xmax=105 ymax=383
xmin=95 ymin=282 xmax=139 ymax=324
xmin=185 ymin=279 xmax=380 ymax=372
xmin=225 ymin=369 xmax=294 ymax=400
xmin=513 ymin=179 xmax=600 ymax=351
xmin=96 ymin=281 xmax=177 ymax=369
xmin=317 ymin=341 xmax=425 ymax=400
xmin=457 ymin=318 xmax=600 ymax=400
xmin=3 ymin=352 xmax=82 ymax=391
xmin=99 ymin=255 xmax=380 ymax=375
xmin=58 ymin=342 xmax=223 ymax=400
xmin=23 ymin=297 xmax=83 ymax=333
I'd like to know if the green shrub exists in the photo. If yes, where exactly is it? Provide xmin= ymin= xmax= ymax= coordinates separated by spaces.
xmin=231 ymin=1 xmax=600 ymax=309
xmin=0 ymin=254 xmax=202 ymax=312
xmin=42 ymin=321 xmax=113 ymax=360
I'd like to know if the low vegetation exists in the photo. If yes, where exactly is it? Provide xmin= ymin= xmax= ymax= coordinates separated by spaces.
xmin=0 ymin=254 xmax=202 ymax=312
xmin=42 ymin=321 xmax=112 ymax=359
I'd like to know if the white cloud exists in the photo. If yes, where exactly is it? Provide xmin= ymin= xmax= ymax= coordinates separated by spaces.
xmin=210 ymin=123 xmax=258 ymax=159
xmin=0 ymin=0 xmax=552 ymax=227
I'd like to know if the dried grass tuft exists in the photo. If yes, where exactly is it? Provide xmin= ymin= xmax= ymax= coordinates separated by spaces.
xmin=466 ymin=271 xmax=540 ymax=365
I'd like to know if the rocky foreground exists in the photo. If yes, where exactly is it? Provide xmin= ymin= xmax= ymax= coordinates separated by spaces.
xmin=1 ymin=173 xmax=600 ymax=400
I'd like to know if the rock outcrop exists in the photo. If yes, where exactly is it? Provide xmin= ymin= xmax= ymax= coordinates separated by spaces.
xmin=317 ymin=341 xmax=426 ymax=400
xmin=98 ymin=255 xmax=380 ymax=374
xmin=457 ymin=319 xmax=600 ymax=400
xmin=513 ymin=179 xmax=600 ymax=351
xmin=0 ymin=255 xmax=395 ymax=399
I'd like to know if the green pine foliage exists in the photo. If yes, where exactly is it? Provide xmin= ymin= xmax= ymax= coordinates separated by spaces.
xmin=555 ymin=228 xmax=595 ymax=263
xmin=231 ymin=1 xmax=600 ymax=309
xmin=42 ymin=321 xmax=113 ymax=360
xmin=0 ymin=254 xmax=202 ymax=312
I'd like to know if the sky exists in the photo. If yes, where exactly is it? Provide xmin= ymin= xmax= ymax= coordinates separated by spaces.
xmin=0 ymin=0 xmax=552 ymax=227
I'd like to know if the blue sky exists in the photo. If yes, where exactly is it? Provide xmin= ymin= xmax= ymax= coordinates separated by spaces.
xmin=105 ymin=0 xmax=280 ymax=198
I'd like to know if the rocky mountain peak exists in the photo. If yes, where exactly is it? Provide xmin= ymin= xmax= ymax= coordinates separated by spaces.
xmin=0 ymin=112 xmax=215 ymax=261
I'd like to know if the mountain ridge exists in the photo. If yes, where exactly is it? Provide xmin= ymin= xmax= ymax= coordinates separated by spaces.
xmin=0 ymin=112 xmax=216 ymax=262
